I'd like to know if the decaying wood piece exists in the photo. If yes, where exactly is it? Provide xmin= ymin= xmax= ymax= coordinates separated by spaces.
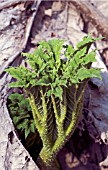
xmin=71 ymin=1 xmax=108 ymax=39
xmin=0 ymin=0 xmax=24 ymax=10
xmin=89 ymin=48 xmax=108 ymax=142
xmin=0 ymin=0 xmax=41 ymax=75
xmin=0 ymin=0 xmax=41 ymax=169
xmin=88 ymin=49 xmax=108 ymax=169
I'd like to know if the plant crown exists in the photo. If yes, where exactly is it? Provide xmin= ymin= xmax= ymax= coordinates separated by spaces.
xmin=6 ymin=35 xmax=102 ymax=166
xmin=6 ymin=35 xmax=101 ymax=100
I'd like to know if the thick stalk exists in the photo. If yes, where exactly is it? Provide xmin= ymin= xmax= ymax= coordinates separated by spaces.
xmin=37 ymin=156 xmax=60 ymax=170
xmin=39 ymin=94 xmax=66 ymax=165
xmin=27 ymin=89 xmax=53 ymax=164
xmin=51 ymin=94 xmax=60 ymax=123
xmin=60 ymin=87 xmax=67 ymax=123
xmin=26 ymin=90 xmax=42 ymax=132
xmin=39 ymin=89 xmax=53 ymax=164
xmin=65 ymin=82 xmax=87 ymax=137
xmin=25 ymin=90 xmax=42 ymax=121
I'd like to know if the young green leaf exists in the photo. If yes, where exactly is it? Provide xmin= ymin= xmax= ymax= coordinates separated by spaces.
xmin=77 ymin=68 xmax=101 ymax=81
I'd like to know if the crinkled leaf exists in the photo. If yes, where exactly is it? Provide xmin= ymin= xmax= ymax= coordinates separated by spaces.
xmin=83 ymin=50 xmax=96 ymax=65
xmin=9 ymin=81 xmax=25 ymax=88
xmin=47 ymin=89 xmax=52 ymax=97
xmin=8 ymin=93 xmax=34 ymax=139
xmin=65 ymin=45 xmax=75 ymax=58
xmin=5 ymin=67 xmax=22 ymax=80
xmin=36 ymin=76 xmax=50 ymax=86
xmin=48 ymin=39 xmax=64 ymax=64
xmin=30 ymin=121 xmax=35 ymax=133
xmin=74 ymin=46 xmax=87 ymax=58
xmin=70 ymin=76 xmax=79 ymax=84
xmin=8 ymin=93 xmax=24 ymax=101
xmin=25 ymin=127 xmax=31 ymax=139
xmin=77 ymin=35 xmax=94 ymax=48
xmin=22 ymin=52 xmax=34 ymax=58
xmin=53 ymin=86 xmax=63 ymax=100
xmin=89 ymin=68 xmax=102 ymax=79
xmin=13 ymin=116 xmax=21 ymax=124
xmin=94 ymin=36 xmax=104 ymax=41
xmin=39 ymin=41 xmax=52 ymax=54
xmin=59 ymin=79 xmax=67 ymax=87
xmin=77 ymin=68 xmax=101 ymax=81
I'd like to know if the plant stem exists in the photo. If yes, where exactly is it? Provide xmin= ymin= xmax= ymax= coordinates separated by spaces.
xmin=60 ymin=87 xmax=67 ymax=123
xmin=51 ymin=94 xmax=60 ymax=123
xmin=26 ymin=90 xmax=42 ymax=132
xmin=65 ymin=82 xmax=87 ymax=137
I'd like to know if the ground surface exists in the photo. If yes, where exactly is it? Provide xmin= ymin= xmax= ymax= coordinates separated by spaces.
xmin=1 ymin=1 xmax=108 ymax=170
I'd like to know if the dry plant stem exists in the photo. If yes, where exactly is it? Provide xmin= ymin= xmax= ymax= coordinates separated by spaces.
xmin=71 ymin=1 xmax=108 ymax=38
